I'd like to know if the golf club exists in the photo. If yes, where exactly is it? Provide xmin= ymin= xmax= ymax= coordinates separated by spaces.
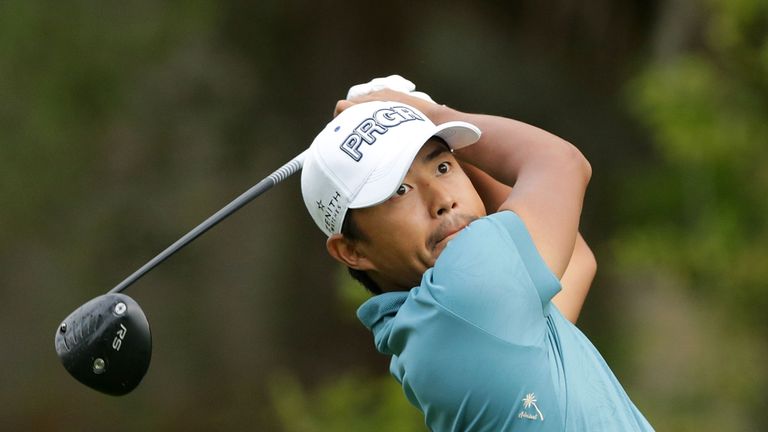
xmin=54 ymin=150 xmax=307 ymax=396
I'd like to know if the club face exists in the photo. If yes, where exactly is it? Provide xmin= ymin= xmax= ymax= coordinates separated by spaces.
xmin=54 ymin=293 xmax=151 ymax=396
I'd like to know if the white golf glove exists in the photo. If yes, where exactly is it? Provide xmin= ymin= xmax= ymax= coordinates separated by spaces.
xmin=346 ymin=75 xmax=436 ymax=103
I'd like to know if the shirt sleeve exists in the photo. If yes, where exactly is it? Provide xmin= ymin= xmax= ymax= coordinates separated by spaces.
xmin=423 ymin=211 xmax=562 ymax=346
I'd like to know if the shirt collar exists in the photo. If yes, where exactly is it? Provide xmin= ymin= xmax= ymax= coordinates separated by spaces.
xmin=356 ymin=291 xmax=409 ymax=354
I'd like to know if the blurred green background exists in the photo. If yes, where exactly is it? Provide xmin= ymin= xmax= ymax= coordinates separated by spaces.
xmin=2 ymin=0 xmax=766 ymax=430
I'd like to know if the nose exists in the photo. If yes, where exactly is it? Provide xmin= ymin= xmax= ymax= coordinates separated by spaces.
xmin=426 ymin=181 xmax=456 ymax=218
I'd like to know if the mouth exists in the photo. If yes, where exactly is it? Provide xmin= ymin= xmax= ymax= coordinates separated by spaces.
xmin=438 ymin=227 xmax=463 ymax=245
xmin=431 ymin=228 xmax=464 ymax=255
xmin=429 ymin=217 xmax=475 ymax=252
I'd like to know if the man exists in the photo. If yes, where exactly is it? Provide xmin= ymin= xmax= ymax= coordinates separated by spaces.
xmin=300 ymin=77 xmax=653 ymax=431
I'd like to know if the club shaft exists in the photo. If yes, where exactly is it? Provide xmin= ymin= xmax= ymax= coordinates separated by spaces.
xmin=108 ymin=150 xmax=307 ymax=294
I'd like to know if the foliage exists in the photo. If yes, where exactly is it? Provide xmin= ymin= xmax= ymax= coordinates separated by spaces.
xmin=1 ymin=0 xmax=766 ymax=429
xmin=618 ymin=0 xmax=768 ymax=428
xmin=623 ymin=0 xmax=768 ymax=326
xmin=0 ymin=1 xmax=217 ymax=242
xmin=270 ymin=372 xmax=424 ymax=432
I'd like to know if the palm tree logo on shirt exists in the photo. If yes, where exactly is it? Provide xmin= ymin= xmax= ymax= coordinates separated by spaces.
xmin=522 ymin=393 xmax=545 ymax=421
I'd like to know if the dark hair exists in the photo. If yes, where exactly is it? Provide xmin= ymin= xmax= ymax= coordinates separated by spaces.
xmin=340 ymin=210 xmax=383 ymax=295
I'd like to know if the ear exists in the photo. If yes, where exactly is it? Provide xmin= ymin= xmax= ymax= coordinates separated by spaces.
xmin=326 ymin=234 xmax=377 ymax=271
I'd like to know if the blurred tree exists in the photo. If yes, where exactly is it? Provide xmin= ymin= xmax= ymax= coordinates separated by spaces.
xmin=4 ymin=0 xmax=765 ymax=430
xmin=615 ymin=0 xmax=768 ymax=429
xmin=0 ymin=0 xmax=217 ymax=243
xmin=270 ymin=372 xmax=424 ymax=432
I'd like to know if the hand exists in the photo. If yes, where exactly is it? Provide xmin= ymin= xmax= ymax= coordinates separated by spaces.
xmin=346 ymin=75 xmax=435 ymax=102
xmin=334 ymin=88 xmax=442 ymax=118
xmin=334 ymin=75 xmax=441 ymax=118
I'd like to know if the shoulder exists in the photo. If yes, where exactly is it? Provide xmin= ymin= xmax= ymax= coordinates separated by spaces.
xmin=434 ymin=211 xmax=559 ymax=296
xmin=420 ymin=211 xmax=561 ymax=346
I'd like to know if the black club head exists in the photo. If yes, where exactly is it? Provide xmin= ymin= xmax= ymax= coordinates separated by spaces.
xmin=54 ymin=293 xmax=151 ymax=396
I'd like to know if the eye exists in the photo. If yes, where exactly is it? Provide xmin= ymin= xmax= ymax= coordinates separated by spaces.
xmin=395 ymin=184 xmax=412 ymax=196
xmin=437 ymin=162 xmax=451 ymax=175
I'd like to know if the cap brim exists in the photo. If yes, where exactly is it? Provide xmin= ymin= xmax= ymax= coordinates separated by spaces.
xmin=433 ymin=121 xmax=482 ymax=150
xmin=348 ymin=121 xmax=481 ymax=209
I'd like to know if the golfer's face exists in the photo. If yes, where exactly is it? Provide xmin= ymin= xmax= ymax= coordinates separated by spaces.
xmin=352 ymin=139 xmax=486 ymax=290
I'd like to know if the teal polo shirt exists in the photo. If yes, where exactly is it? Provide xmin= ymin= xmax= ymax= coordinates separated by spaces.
xmin=357 ymin=211 xmax=653 ymax=431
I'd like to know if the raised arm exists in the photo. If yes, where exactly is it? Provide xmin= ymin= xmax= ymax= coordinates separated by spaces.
xmin=440 ymin=111 xmax=591 ymax=278
xmin=460 ymin=162 xmax=595 ymax=322
xmin=336 ymin=91 xmax=591 ymax=278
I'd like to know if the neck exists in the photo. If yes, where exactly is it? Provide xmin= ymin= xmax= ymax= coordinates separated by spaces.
xmin=370 ymin=272 xmax=413 ymax=293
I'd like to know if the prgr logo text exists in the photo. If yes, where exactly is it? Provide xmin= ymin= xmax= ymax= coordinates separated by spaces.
xmin=340 ymin=106 xmax=424 ymax=161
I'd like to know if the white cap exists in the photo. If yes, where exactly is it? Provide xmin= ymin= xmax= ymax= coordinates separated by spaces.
xmin=301 ymin=101 xmax=481 ymax=236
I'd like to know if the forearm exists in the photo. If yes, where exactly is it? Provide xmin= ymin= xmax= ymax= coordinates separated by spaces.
xmin=336 ymin=92 xmax=592 ymax=277
xmin=429 ymin=106 xmax=592 ymax=277
xmin=431 ymin=107 xmax=590 ymax=189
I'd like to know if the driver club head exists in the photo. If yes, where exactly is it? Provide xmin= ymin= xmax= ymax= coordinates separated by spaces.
xmin=54 ymin=293 xmax=151 ymax=396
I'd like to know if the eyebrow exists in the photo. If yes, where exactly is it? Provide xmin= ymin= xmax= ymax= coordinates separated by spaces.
xmin=422 ymin=143 xmax=451 ymax=163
